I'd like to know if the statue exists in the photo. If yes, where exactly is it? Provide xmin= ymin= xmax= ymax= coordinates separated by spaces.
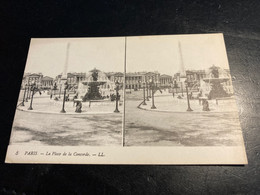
xmin=92 ymin=70 xmax=98 ymax=81
xmin=82 ymin=69 xmax=103 ymax=101
xmin=210 ymin=69 xmax=219 ymax=78
xmin=207 ymin=65 xmax=229 ymax=99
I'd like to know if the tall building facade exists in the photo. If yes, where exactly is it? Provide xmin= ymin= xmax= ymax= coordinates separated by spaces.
xmin=125 ymin=71 xmax=160 ymax=90
xmin=41 ymin=76 xmax=54 ymax=89
xmin=54 ymin=72 xmax=86 ymax=92
xmin=21 ymin=73 xmax=43 ymax=89
xmin=159 ymin=74 xmax=173 ymax=88
xmin=106 ymin=72 xmax=124 ymax=83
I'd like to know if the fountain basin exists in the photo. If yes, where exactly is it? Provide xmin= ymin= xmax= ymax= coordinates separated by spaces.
xmin=81 ymin=81 xmax=107 ymax=86
xmin=203 ymin=78 xmax=230 ymax=83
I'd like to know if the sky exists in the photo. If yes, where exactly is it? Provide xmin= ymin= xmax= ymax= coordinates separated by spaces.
xmin=25 ymin=37 xmax=125 ymax=77
xmin=25 ymin=34 xmax=230 ymax=78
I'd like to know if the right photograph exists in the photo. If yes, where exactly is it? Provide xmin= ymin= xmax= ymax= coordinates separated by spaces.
xmin=124 ymin=34 xmax=245 ymax=147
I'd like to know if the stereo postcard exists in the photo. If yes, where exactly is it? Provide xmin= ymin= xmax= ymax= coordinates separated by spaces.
xmin=5 ymin=34 xmax=247 ymax=164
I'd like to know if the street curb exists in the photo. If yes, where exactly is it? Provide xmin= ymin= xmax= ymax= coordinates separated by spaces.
xmin=16 ymin=107 xmax=122 ymax=115
xmin=137 ymin=104 xmax=235 ymax=114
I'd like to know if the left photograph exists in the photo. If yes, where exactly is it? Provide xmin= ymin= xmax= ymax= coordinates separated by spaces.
xmin=10 ymin=37 xmax=125 ymax=146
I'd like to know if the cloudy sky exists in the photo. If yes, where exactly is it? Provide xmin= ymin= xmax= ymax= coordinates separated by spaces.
xmin=25 ymin=34 xmax=230 ymax=78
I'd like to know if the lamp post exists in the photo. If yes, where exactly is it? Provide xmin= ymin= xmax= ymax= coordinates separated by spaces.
xmin=138 ymin=80 xmax=141 ymax=91
xmin=142 ymin=82 xmax=147 ymax=105
xmin=185 ymin=80 xmax=193 ymax=112
xmin=52 ymin=82 xmax=57 ymax=99
xmin=146 ymin=81 xmax=149 ymax=101
xmin=150 ymin=79 xmax=156 ymax=109
xmin=60 ymin=81 xmax=68 ymax=113
xmin=28 ymin=82 xmax=31 ymax=100
xmin=59 ymin=83 xmax=62 ymax=98
xmin=21 ymin=84 xmax=27 ymax=106
xmin=114 ymin=80 xmax=120 ymax=113
xmin=25 ymin=83 xmax=30 ymax=102
xmin=28 ymin=81 xmax=36 ymax=110
xmin=172 ymin=79 xmax=179 ymax=98
xmin=149 ymin=83 xmax=152 ymax=98
xmin=174 ymin=80 xmax=179 ymax=93
xmin=181 ymin=82 xmax=184 ymax=97
xmin=25 ymin=81 xmax=30 ymax=102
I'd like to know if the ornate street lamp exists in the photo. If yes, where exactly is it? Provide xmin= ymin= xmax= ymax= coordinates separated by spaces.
xmin=25 ymin=83 xmax=30 ymax=102
xmin=27 ymin=82 xmax=32 ymax=100
xmin=21 ymin=84 xmax=27 ymax=106
xmin=138 ymin=80 xmax=141 ymax=91
xmin=28 ymin=81 xmax=41 ymax=110
xmin=60 ymin=81 xmax=68 ymax=113
xmin=59 ymin=82 xmax=62 ymax=98
xmin=149 ymin=84 xmax=152 ymax=98
xmin=172 ymin=79 xmax=180 ymax=97
xmin=173 ymin=79 xmax=179 ymax=94
xmin=146 ymin=81 xmax=149 ymax=101
xmin=142 ymin=82 xmax=147 ymax=105
xmin=185 ymin=80 xmax=193 ymax=112
xmin=181 ymin=82 xmax=184 ymax=97
xmin=52 ymin=82 xmax=57 ymax=99
xmin=150 ymin=79 xmax=156 ymax=109
xmin=114 ymin=80 xmax=120 ymax=113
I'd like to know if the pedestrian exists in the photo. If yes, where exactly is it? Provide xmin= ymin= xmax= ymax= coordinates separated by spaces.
xmin=202 ymin=100 xmax=210 ymax=111
xmin=75 ymin=101 xmax=82 ymax=113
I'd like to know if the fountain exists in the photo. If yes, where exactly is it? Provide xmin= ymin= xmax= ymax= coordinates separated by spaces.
xmin=202 ymin=65 xmax=230 ymax=99
xmin=79 ymin=68 xmax=107 ymax=101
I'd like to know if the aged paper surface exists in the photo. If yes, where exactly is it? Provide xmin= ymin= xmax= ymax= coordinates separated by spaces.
xmin=5 ymin=34 xmax=248 ymax=164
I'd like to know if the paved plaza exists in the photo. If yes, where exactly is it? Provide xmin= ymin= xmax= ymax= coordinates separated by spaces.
xmin=124 ymin=90 xmax=243 ymax=146
xmin=18 ymin=91 xmax=122 ymax=114
xmin=11 ymin=91 xmax=123 ymax=146
xmin=11 ymin=89 xmax=243 ymax=147
xmin=11 ymin=110 xmax=122 ymax=146
xmin=139 ymin=91 xmax=239 ymax=113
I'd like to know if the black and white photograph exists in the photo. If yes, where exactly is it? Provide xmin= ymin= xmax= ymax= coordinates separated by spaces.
xmin=9 ymin=37 xmax=125 ymax=147
xmin=124 ymin=34 xmax=244 ymax=147
xmin=6 ymin=34 xmax=247 ymax=164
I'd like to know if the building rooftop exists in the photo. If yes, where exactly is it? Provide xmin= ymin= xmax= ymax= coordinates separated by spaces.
xmin=160 ymin=74 xmax=172 ymax=78
xmin=42 ymin=76 xmax=53 ymax=81
xmin=28 ymin=73 xmax=43 ymax=77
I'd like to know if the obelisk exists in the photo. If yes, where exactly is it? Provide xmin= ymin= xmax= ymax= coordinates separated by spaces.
xmin=178 ymin=41 xmax=186 ymax=77
xmin=61 ymin=42 xmax=70 ymax=81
